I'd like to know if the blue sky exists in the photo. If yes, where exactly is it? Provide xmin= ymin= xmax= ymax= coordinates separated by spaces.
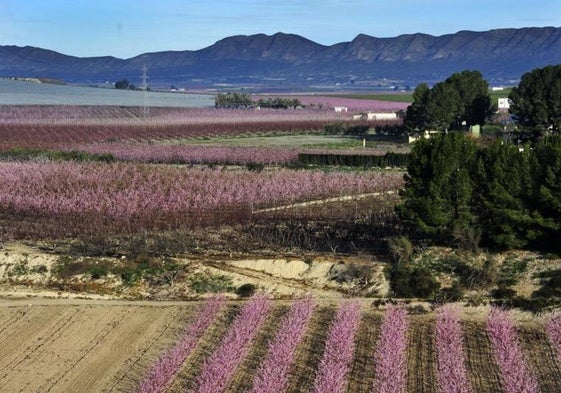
xmin=1 ymin=0 xmax=559 ymax=58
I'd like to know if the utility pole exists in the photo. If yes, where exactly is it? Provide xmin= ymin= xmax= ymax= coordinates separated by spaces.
xmin=141 ymin=64 xmax=150 ymax=119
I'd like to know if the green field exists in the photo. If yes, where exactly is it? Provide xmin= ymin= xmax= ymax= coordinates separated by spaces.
xmin=489 ymin=88 xmax=512 ymax=106
xmin=167 ymin=134 xmax=362 ymax=148
xmin=334 ymin=87 xmax=512 ymax=107
xmin=165 ymin=134 xmax=410 ymax=151
xmin=328 ymin=93 xmax=413 ymax=103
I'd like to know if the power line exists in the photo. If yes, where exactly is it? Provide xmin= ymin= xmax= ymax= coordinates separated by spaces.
xmin=141 ymin=64 xmax=150 ymax=119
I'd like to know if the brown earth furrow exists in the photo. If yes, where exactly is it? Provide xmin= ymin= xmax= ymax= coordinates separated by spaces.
xmin=0 ymin=306 xmax=67 ymax=371
xmin=106 ymin=305 xmax=193 ymax=393
xmin=168 ymin=304 xmax=239 ymax=393
xmin=0 ymin=306 xmax=79 ymax=381
xmin=49 ymin=306 xmax=181 ymax=393
xmin=462 ymin=320 xmax=503 ymax=393
xmin=225 ymin=305 xmax=289 ymax=393
xmin=41 ymin=309 xmax=127 ymax=392
xmin=406 ymin=315 xmax=438 ymax=393
xmin=0 ymin=307 xmax=30 ymax=336
xmin=347 ymin=312 xmax=381 ymax=393
xmin=285 ymin=305 xmax=336 ymax=393
xmin=518 ymin=322 xmax=561 ymax=392
xmin=0 ymin=306 xmax=118 ymax=392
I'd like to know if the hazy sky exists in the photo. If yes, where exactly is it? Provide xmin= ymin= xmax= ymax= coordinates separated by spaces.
xmin=1 ymin=0 xmax=559 ymax=58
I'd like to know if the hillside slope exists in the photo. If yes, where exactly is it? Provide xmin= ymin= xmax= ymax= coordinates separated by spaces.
xmin=1 ymin=27 xmax=560 ymax=87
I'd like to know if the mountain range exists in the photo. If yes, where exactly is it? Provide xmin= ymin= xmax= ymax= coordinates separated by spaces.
xmin=1 ymin=27 xmax=561 ymax=89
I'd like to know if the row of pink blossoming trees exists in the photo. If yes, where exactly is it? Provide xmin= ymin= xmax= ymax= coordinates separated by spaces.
xmin=137 ymin=295 xmax=560 ymax=393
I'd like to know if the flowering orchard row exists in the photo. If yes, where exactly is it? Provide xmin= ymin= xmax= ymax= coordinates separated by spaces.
xmin=139 ymin=296 xmax=227 ymax=393
xmin=60 ymin=143 xmax=396 ymax=166
xmin=137 ymin=300 xmax=561 ymax=393
xmin=0 ymin=101 xmax=406 ymax=124
xmin=0 ymin=120 xmax=349 ymax=150
xmin=73 ymin=143 xmax=301 ymax=165
xmin=0 ymin=162 xmax=402 ymax=238
xmin=0 ymin=104 xmax=402 ymax=150
xmin=0 ymin=105 xmax=348 ymax=124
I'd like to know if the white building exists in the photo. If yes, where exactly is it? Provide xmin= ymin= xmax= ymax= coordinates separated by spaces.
xmin=334 ymin=106 xmax=348 ymax=113
xmin=366 ymin=112 xmax=397 ymax=121
xmin=498 ymin=98 xmax=511 ymax=111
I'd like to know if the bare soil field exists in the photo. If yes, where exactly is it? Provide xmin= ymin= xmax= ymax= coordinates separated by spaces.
xmin=0 ymin=302 xmax=193 ymax=392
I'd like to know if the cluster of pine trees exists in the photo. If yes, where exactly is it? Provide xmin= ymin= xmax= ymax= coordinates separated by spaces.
xmin=397 ymin=133 xmax=561 ymax=252
xmin=405 ymin=70 xmax=494 ymax=132
xmin=214 ymin=93 xmax=303 ymax=109
xmin=399 ymin=65 xmax=561 ymax=252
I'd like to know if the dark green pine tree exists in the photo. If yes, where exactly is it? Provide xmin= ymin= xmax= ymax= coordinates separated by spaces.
xmin=472 ymin=141 xmax=536 ymax=249
xmin=531 ymin=136 xmax=561 ymax=251
xmin=509 ymin=65 xmax=561 ymax=137
xmin=404 ymin=83 xmax=431 ymax=131
xmin=396 ymin=133 xmax=479 ymax=248
xmin=405 ymin=70 xmax=493 ymax=132
xmin=444 ymin=70 xmax=494 ymax=128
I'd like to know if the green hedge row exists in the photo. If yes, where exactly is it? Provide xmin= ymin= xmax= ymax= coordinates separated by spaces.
xmin=297 ymin=152 xmax=409 ymax=167
xmin=0 ymin=148 xmax=115 ymax=163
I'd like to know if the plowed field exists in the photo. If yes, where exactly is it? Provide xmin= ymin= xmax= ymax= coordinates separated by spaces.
xmin=0 ymin=300 xmax=559 ymax=393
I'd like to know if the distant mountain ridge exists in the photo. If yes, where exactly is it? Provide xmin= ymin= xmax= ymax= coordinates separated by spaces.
xmin=1 ymin=27 xmax=561 ymax=89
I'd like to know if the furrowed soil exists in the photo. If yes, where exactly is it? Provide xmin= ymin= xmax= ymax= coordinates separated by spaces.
xmin=518 ymin=322 xmax=561 ymax=392
xmin=406 ymin=315 xmax=438 ymax=393
xmin=0 ymin=300 xmax=559 ymax=392
xmin=0 ymin=302 xmax=192 ymax=393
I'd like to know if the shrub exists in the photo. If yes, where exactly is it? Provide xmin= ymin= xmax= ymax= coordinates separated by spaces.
xmin=32 ymin=264 xmax=48 ymax=274
xmin=10 ymin=262 xmax=29 ymax=276
xmin=491 ymin=286 xmax=517 ymax=300
xmin=89 ymin=265 xmax=109 ymax=279
xmin=409 ymin=267 xmax=440 ymax=298
xmin=387 ymin=236 xmax=413 ymax=264
xmin=452 ymin=256 xmax=497 ymax=290
xmin=324 ymin=123 xmax=346 ymax=134
xmin=236 ymin=283 xmax=257 ymax=298
xmin=437 ymin=281 xmax=464 ymax=302
xmin=532 ymin=269 xmax=561 ymax=298
xmin=245 ymin=162 xmax=265 ymax=172
xmin=389 ymin=264 xmax=440 ymax=299
xmin=498 ymin=258 xmax=529 ymax=287
xmin=344 ymin=125 xmax=369 ymax=135
xmin=481 ymin=124 xmax=504 ymax=138
xmin=188 ymin=273 xmax=235 ymax=294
